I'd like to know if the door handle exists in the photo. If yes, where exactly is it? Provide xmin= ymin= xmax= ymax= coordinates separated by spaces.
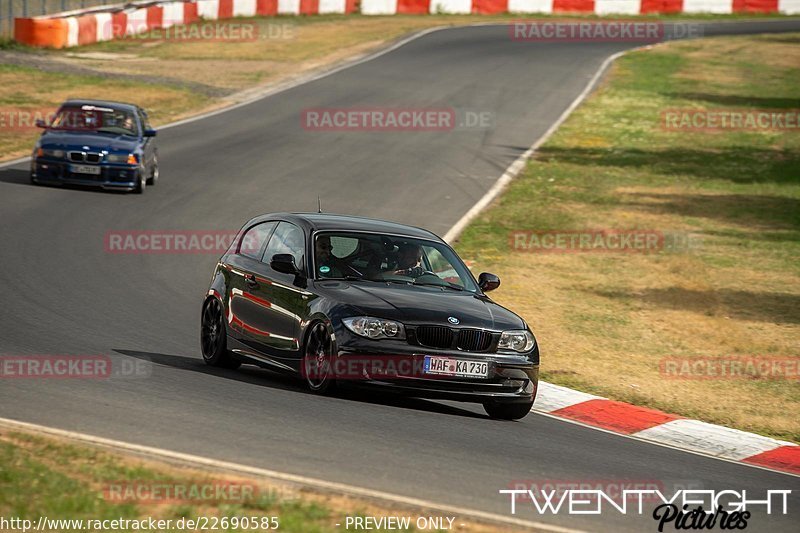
xmin=244 ymin=273 xmax=258 ymax=287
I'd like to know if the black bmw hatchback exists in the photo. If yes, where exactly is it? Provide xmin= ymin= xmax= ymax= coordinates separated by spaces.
xmin=201 ymin=213 xmax=539 ymax=420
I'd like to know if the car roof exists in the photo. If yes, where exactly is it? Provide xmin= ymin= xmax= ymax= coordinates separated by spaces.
xmin=247 ymin=213 xmax=443 ymax=242
xmin=61 ymin=99 xmax=140 ymax=113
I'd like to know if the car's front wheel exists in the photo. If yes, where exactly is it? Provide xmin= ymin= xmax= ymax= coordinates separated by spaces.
xmin=483 ymin=400 xmax=533 ymax=420
xmin=302 ymin=322 xmax=336 ymax=394
xmin=147 ymin=155 xmax=159 ymax=186
xmin=200 ymin=298 xmax=240 ymax=369
xmin=133 ymin=169 xmax=146 ymax=194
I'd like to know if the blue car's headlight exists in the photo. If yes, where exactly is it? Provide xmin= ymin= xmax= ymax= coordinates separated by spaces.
xmin=343 ymin=317 xmax=405 ymax=340
xmin=36 ymin=148 xmax=64 ymax=159
xmin=107 ymin=153 xmax=137 ymax=164
xmin=498 ymin=330 xmax=536 ymax=353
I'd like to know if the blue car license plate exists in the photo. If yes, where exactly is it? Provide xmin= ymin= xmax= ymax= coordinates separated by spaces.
xmin=70 ymin=164 xmax=101 ymax=175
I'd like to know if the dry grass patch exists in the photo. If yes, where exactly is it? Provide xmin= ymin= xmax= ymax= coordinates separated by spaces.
xmin=456 ymin=33 xmax=800 ymax=442
xmin=0 ymin=429 xmax=519 ymax=532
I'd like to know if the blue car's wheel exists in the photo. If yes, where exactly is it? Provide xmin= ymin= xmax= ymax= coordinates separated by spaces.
xmin=134 ymin=168 xmax=145 ymax=194
xmin=147 ymin=155 xmax=159 ymax=186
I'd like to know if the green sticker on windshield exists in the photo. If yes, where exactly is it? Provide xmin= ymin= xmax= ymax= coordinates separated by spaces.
xmin=319 ymin=266 xmax=330 ymax=274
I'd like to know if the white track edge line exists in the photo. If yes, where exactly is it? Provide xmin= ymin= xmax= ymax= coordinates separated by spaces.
xmin=438 ymin=40 xmax=800 ymax=478
xmin=2 ymin=19 xmax=796 ymax=500
xmin=531 ymin=411 xmax=800 ymax=479
xmin=0 ymin=26 xmax=448 ymax=171
xmin=442 ymin=47 xmax=626 ymax=243
xmin=0 ymin=416 xmax=581 ymax=533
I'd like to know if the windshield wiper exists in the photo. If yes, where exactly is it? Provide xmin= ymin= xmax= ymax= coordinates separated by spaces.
xmin=324 ymin=275 xmax=374 ymax=282
xmin=96 ymin=128 xmax=135 ymax=136
xmin=413 ymin=281 xmax=465 ymax=291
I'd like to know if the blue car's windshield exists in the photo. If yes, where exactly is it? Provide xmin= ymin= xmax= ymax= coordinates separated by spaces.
xmin=314 ymin=232 xmax=478 ymax=292
xmin=49 ymin=105 xmax=139 ymax=137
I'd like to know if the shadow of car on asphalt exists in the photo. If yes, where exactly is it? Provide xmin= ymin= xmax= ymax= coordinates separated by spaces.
xmin=114 ymin=349 xmax=489 ymax=420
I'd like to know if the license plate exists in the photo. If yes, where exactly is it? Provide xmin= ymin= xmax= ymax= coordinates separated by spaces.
xmin=423 ymin=356 xmax=489 ymax=378
xmin=70 ymin=164 xmax=101 ymax=175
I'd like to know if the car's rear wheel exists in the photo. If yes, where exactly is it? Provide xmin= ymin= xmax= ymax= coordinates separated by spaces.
xmin=201 ymin=298 xmax=240 ymax=369
xmin=302 ymin=322 xmax=336 ymax=393
xmin=147 ymin=155 xmax=159 ymax=186
xmin=483 ymin=400 xmax=533 ymax=420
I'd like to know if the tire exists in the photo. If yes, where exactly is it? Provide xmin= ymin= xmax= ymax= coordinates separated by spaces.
xmin=133 ymin=168 xmax=146 ymax=194
xmin=200 ymin=297 xmax=241 ymax=369
xmin=483 ymin=400 xmax=533 ymax=421
xmin=301 ymin=322 xmax=336 ymax=394
xmin=146 ymin=155 xmax=159 ymax=186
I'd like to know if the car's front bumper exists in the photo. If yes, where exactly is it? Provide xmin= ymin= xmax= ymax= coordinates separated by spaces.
xmin=31 ymin=158 xmax=140 ymax=191
xmin=332 ymin=341 xmax=539 ymax=405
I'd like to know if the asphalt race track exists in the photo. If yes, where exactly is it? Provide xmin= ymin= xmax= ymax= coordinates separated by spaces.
xmin=2 ymin=20 xmax=800 ymax=532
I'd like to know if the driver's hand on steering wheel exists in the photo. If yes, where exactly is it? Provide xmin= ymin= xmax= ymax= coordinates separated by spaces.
xmin=394 ymin=266 xmax=426 ymax=277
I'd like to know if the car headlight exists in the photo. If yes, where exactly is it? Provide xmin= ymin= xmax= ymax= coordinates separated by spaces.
xmin=498 ymin=330 xmax=535 ymax=353
xmin=343 ymin=317 xmax=405 ymax=340
xmin=107 ymin=153 xmax=137 ymax=164
xmin=36 ymin=148 xmax=64 ymax=159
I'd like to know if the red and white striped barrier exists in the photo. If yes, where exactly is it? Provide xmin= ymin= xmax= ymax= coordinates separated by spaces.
xmin=362 ymin=0 xmax=799 ymax=13
xmin=536 ymin=381 xmax=800 ymax=475
xmin=14 ymin=0 xmax=800 ymax=48
xmin=14 ymin=0 xmax=354 ymax=48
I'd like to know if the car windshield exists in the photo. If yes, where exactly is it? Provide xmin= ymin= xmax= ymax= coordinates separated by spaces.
xmin=49 ymin=105 xmax=138 ymax=136
xmin=314 ymin=232 xmax=478 ymax=292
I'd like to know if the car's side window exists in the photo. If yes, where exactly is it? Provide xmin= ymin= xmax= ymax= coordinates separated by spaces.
xmin=263 ymin=222 xmax=305 ymax=270
xmin=238 ymin=221 xmax=277 ymax=260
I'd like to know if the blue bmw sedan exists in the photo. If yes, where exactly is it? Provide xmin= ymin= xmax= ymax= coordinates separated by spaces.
xmin=30 ymin=99 xmax=158 ymax=193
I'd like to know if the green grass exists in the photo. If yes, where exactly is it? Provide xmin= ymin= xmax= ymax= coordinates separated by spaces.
xmin=0 ymin=431 xmax=438 ymax=532
xmin=456 ymin=32 xmax=800 ymax=442
xmin=0 ymin=63 xmax=207 ymax=160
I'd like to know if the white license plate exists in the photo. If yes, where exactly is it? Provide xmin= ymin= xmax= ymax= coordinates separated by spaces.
xmin=70 ymin=164 xmax=101 ymax=175
xmin=423 ymin=356 xmax=489 ymax=378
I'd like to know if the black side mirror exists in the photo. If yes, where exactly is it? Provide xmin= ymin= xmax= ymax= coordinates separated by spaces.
xmin=143 ymin=129 xmax=157 ymax=137
xmin=478 ymin=272 xmax=500 ymax=292
xmin=35 ymin=119 xmax=48 ymax=128
xmin=271 ymin=253 xmax=300 ymax=275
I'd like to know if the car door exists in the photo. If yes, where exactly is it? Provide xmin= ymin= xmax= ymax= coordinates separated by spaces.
xmin=239 ymin=221 xmax=307 ymax=360
xmin=223 ymin=221 xmax=277 ymax=342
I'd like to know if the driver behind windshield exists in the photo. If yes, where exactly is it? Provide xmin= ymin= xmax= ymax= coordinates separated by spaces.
xmin=50 ymin=107 xmax=137 ymax=136
xmin=392 ymin=243 xmax=425 ymax=277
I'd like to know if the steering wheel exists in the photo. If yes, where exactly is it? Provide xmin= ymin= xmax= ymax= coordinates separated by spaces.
xmin=405 ymin=267 xmax=437 ymax=278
